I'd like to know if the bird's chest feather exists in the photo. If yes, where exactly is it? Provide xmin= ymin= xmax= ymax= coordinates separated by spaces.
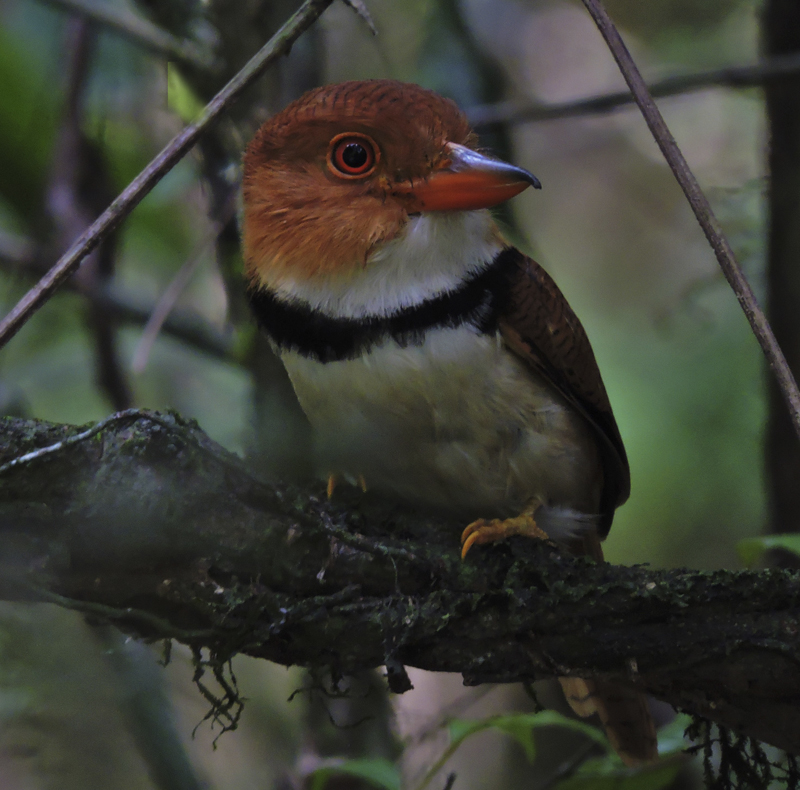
xmin=279 ymin=325 xmax=601 ymax=517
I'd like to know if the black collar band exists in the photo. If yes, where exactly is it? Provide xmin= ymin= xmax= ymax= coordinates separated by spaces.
xmin=247 ymin=247 xmax=518 ymax=363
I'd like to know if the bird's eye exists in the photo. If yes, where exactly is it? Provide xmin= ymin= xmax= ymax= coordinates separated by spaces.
xmin=328 ymin=133 xmax=379 ymax=178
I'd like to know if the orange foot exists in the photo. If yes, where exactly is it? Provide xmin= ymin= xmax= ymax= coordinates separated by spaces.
xmin=461 ymin=501 xmax=550 ymax=559
xmin=326 ymin=474 xmax=340 ymax=499
xmin=326 ymin=473 xmax=368 ymax=499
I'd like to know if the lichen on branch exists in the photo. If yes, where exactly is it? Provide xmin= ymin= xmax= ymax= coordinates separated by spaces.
xmin=1 ymin=411 xmax=800 ymax=754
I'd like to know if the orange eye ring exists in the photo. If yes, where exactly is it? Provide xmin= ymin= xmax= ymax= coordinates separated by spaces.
xmin=327 ymin=133 xmax=379 ymax=178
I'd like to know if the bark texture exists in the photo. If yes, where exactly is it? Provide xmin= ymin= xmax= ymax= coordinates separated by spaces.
xmin=1 ymin=412 xmax=799 ymax=754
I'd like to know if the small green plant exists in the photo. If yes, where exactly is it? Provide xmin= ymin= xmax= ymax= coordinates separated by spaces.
xmin=307 ymin=710 xmax=690 ymax=790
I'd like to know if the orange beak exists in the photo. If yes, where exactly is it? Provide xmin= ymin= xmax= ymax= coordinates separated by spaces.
xmin=393 ymin=142 xmax=541 ymax=213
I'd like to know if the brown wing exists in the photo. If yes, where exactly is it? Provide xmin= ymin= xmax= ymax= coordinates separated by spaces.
xmin=498 ymin=247 xmax=629 ymax=537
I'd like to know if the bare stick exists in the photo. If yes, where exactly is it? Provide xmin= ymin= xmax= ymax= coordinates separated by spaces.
xmin=0 ymin=0 xmax=336 ymax=353
xmin=468 ymin=51 xmax=800 ymax=128
xmin=36 ymin=0 xmax=219 ymax=71
xmin=0 ymin=408 xmax=146 ymax=475
xmin=46 ymin=17 xmax=132 ymax=410
xmin=0 ymin=247 xmax=236 ymax=361
xmin=580 ymin=0 xmax=800 ymax=443
xmin=340 ymin=0 xmax=378 ymax=35
xmin=129 ymin=240 xmax=212 ymax=374
xmin=130 ymin=206 xmax=232 ymax=374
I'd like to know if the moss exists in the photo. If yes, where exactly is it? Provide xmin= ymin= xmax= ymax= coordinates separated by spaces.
xmin=5 ymin=412 xmax=800 ymax=755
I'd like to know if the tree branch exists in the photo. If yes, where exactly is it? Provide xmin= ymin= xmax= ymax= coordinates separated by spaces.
xmin=0 ymin=235 xmax=236 ymax=363
xmin=36 ymin=0 xmax=220 ymax=72
xmin=467 ymin=51 xmax=800 ymax=129
xmin=1 ymin=412 xmax=799 ymax=754
xmin=0 ymin=0 xmax=337 ymax=352
xmin=46 ymin=16 xmax=133 ymax=410
xmin=580 ymin=0 xmax=800 ymax=445
xmin=130 ymin=194 xmax=236 ymax=374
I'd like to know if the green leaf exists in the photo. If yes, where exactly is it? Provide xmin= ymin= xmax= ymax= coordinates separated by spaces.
xmin=417 ymin=711 xmax=612 ymax=790
xmin=447 ymin=710 xmax=612 ymax=765
xmin=736 ymin=534 xmax=800 ymax=568
xmin=308 ymin=758 xmax=400 ymax=790
xmin=551 ymin=714 xmax=692 ymax=790
xmin=654 ymin=713 xmax=693 ymax=755
xmin=446 ymin=717 xmax=487 ymax=746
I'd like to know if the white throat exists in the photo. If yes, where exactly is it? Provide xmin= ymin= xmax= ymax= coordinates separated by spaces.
xmin=268 ymin=210 xmax=504 ymax=319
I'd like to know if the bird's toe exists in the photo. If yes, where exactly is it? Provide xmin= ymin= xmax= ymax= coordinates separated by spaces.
xmin=460 ymin=513 xmax=550 ymax=559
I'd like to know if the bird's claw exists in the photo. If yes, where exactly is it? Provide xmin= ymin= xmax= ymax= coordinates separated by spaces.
xmin=327 ymin=474 xmax=339 ymax=499
xmin=327 ymin=473 xmax=367 ymax=499
xmin=460 ymin=512 xmax=550 ymax=559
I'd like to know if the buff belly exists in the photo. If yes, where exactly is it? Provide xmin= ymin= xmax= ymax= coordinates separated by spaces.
xmin=279 ymin=325 xmax=603 ymax=528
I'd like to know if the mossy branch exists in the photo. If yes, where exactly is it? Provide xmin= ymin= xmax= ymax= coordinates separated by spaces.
xmin=1 ymin=411 xmax=799 ymax=754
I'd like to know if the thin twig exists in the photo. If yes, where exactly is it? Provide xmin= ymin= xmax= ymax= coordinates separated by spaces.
xmin=19 ymin=581 xmax=216 ymax=642
xmin=129 ymin=232 xmax=216 ymax=374
xmin=130 ymin=195 xmax=237 ymax=374
xmin=0 ymin=408 xmax=149 ymax=475
xmin=320 ymin=516 xmax=421 ymax=565
xmin=97 ymin=285 xmax=237 ymax=362
xmin=468 ymin=51 xmax=800 ymax=128
xmin=46 ymin=17 xmax=132 ymax=410
xmin=0 ymin=0 xmax=337 ymax=353
xmin=580 ymin=0 xmax=800 ymax=444
xmin=0 ymin=408 xmax=224 ymax=478
xmin=45 ymin=16 xmax=96 ymax=243
xmin=0 ymin=248 xmax=236 ymax=361
xmin=341 ymin=0 xmax=378 ymax=35
xmin=0 ymin=409 xmax=241 ymax=479
xmin=36 ymin=0 xmax=219 ymax=71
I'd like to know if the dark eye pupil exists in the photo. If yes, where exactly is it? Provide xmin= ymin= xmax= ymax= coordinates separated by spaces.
xmin=342 ymin=143 xmax=367 ymax=169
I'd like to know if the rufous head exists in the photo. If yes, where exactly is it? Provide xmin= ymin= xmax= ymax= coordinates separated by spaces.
xmin=242 ymin=80 xmax=539 ymax=291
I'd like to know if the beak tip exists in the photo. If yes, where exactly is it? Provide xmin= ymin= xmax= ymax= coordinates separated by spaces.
xmin=531 ymin=175 xmax=542 ymax=190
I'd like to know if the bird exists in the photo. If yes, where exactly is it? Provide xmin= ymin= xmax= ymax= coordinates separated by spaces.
xmin=241 ymin=79 xmax=657 ymax=765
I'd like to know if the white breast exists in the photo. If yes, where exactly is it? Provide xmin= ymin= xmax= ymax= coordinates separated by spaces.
xmin=269 ymin=210 xmax=502 ymax=318
xmin=279 ymin=325 xmax=603 ymax=528
xmin=267 ymin=209 xmax=602 ymax=538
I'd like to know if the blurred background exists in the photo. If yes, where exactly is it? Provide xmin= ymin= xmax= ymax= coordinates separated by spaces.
xmin=0 ymin=0 xmax=785 ymax=787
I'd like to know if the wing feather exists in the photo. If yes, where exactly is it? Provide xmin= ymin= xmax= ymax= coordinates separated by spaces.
xmin=498 ymin=248 xmax=629 ymax=537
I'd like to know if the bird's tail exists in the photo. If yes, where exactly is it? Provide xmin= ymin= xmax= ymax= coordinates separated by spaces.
xmin=558 ymin=531 xmax=658 ymax=766
xmin=558 ymin=676 xmax=657 ymax=765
